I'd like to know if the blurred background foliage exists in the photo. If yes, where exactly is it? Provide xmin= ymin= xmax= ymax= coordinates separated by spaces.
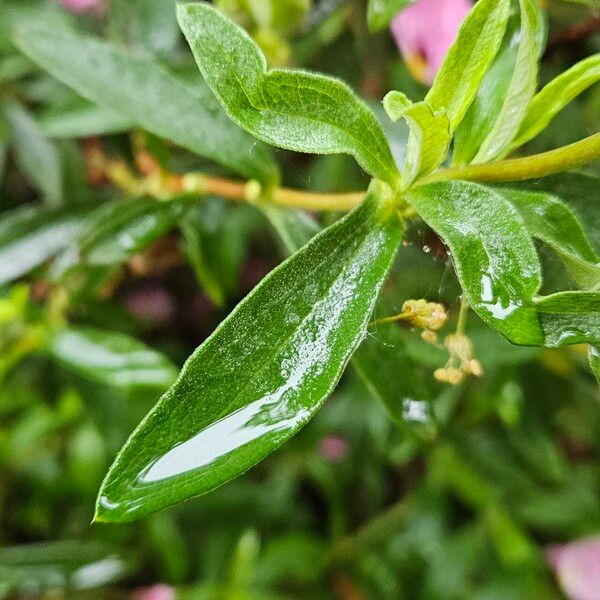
xmin=0 ymin=0 xmax=599 ymax=598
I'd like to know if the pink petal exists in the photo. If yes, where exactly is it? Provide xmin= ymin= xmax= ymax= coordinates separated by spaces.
xmin=391 ymin=0 xmax=473 ymax=85
xmin=55 ymin=0 xmax=104 ymax=13
xmin=132 ymin=585 xmax=176 ymax=600
xmin=319 ymin=436 xmax=348 ymax=461
xmin=546 ymin=536 xmax=600 ymax=600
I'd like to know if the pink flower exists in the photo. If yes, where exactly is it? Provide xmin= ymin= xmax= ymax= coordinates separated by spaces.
xmin=547 ymin=536 xmax=600 ymax=600
xmin=132 ymin=585 xmax=175 ymax=600
xmin=54 ymin=0 xmax=104 ymax=13
xmin=391 ymin=0 xmax=472 ymax=85
xmin=319 ymin=436 xmax=348 ymax=461
xmin=125 ymin=285 xmax=176 ymax=327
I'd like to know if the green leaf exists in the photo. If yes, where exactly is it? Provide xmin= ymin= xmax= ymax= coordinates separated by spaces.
xmin=367 ymin=0 xmax=414 ymax=32
xmin=383 ymin=93 xmax=451 ymax=186
xmin=38 ymin=102 xmax=135 ymax=138
xmin=408 ymin=181 xmax=543 ymax=345
xmin=13 ymin=24 xmax=278 ymax=184
xmin=499 ymin=188 xmax=600 ymax=289
xmin=177 ymin=2 xmax=398 ymax=186
xmin=0 ymin=204 xmax=85 ymax=286
xmin=504 ymin=172 xmax=600 ymax=254
xmin=352 ymin=320 xmax=436 ymax=437
xmin=3 ymin=101 xmax=62 ymax=206
xmin=425 ymin=0 xmax=510 ymax=132
xmin=179 ymin=200 xmax=262 ymax=307
xmin=589 ymin=346 xmax=600 ymax=384
xmin=109 ymin=0 xmax=179 ymax=57
xmin=95 ymin=184 xmax=402 ymax=521
xmin=47 ymin=326 xmax=178 ymax=390
xmin=258 ymin=204 xmax=320 ymax=256
xmin=471 ymin=0 xmax=543 ymax=163
xmin=60 ymin=199 xmax=185 ymax=272
xmin=534 ymin=291 xmax=600 ymax=346
xmin=510 ymin=53 xmax=600 ymax=151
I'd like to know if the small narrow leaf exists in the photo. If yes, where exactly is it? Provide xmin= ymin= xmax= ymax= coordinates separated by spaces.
xmin=3 ymin=101 xmax=62 ymax=206
xmin=0 ymin=204 xmax=85 ymax=286
xmin=499 ymin=188 xmax=600 ymax=289
xmin=179 ymin=201 xmax=262 ymax=307
xmin=589 ymin=346 xmax=600 ymax=384
xmin=472 ymin=0 xmax=543 ymax=163
xmin=259 ymin=204 xmax=320 ymax=256
xmin=367 ymin=0 xmax=414 ymax=32
xmin=38 ymin=102 xmax=135 ymax=139
xmin=14 ymin=24 xmax=278 ymax=183
xmin=425 ymin=0 xmax=510 ymax=132
xmin=384 ymin=92 xmax=451 ymax=186
xmin=177 ymin=2 xmax=399 ymax=186
xmin=510 ymin=53 xmax=600 ymax=151
xmin=48 ymin=326 xmax=178 ymax=390
xmin=408 ymin=181 xmax=544 ymax=344
xmin=77 ymin=200 xmax=184 ymax=267
xmin=95 ymin=185 xmax=402 ymax=522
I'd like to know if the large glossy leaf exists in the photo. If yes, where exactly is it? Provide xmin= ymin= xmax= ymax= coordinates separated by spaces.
xmin=95 ymin=185 xmax=402 ymax=521
xmin=499 ymin=188 xmax=600 ymax=289
xmin=472 ymin=0 xmax=542 ymax=163
xmin=367 ymin=0 xmax=414 ymax=31
xmin=3 ymin=101 xmax=62 ymax=206
xmin=510 ymin=53 xmax=600 ymax=151
xmin=408 ymin=181 xmax=544 ymax=344
xmin=177 ymin=2 xmax=399 ymax=186
xmin=47 ymin=326 xmax=178 ymax=390
xmin=505 ymin=172 xmax=600 ymax=253
xmin=14 ymin=24 xmax=278 ymax=183
xmin=425 ymin=0 xmax=510 ymax=132
xmin=0 ymin=204 xmax=85 ymax=286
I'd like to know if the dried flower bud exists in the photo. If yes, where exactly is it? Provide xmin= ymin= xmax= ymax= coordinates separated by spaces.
xmin=421 ymin=329 xmax=438 ymax=344
xmin=402 ymin=299 xmax=448 ymax=331
xmin=434 ymin=366 xmax=463 ymax=385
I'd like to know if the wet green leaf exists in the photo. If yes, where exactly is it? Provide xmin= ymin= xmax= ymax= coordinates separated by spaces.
xmin=177 ymin=2 xmax=398 ymax=185
xmin=408 ymin=181 xmax=544 ymax=344
xmin=472 ymin=0 xmax=543 ymax=163
xmin=47 ymin=326 xmax=178 ymax=390
xmin=367 ymin=0 xmax=414 ymax=32
xmin=425 ymin=0 xmax=510 ymax=132
xmin=95 ymin=186 xmax=402 ymax=521
xmin=3 ymin=101 xmax=62 ymax=206
xmin=453 ymin=0 xmax=548 ymax=165
xmin=14 ymin=23 xmax=278 ymax=183
xmin=0 ymin=204 xmax=85 ymax=286
xmin=499 ymin=188 xmax=600 ymax=289
xmin=511 ymin=53 xmax=600 ymax=151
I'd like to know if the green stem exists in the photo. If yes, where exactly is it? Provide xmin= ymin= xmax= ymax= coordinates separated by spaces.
xmin=422 ymin=132 xmax=600 ymax=185
xmin=327 ymin=496 xmax=414 ymax=565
